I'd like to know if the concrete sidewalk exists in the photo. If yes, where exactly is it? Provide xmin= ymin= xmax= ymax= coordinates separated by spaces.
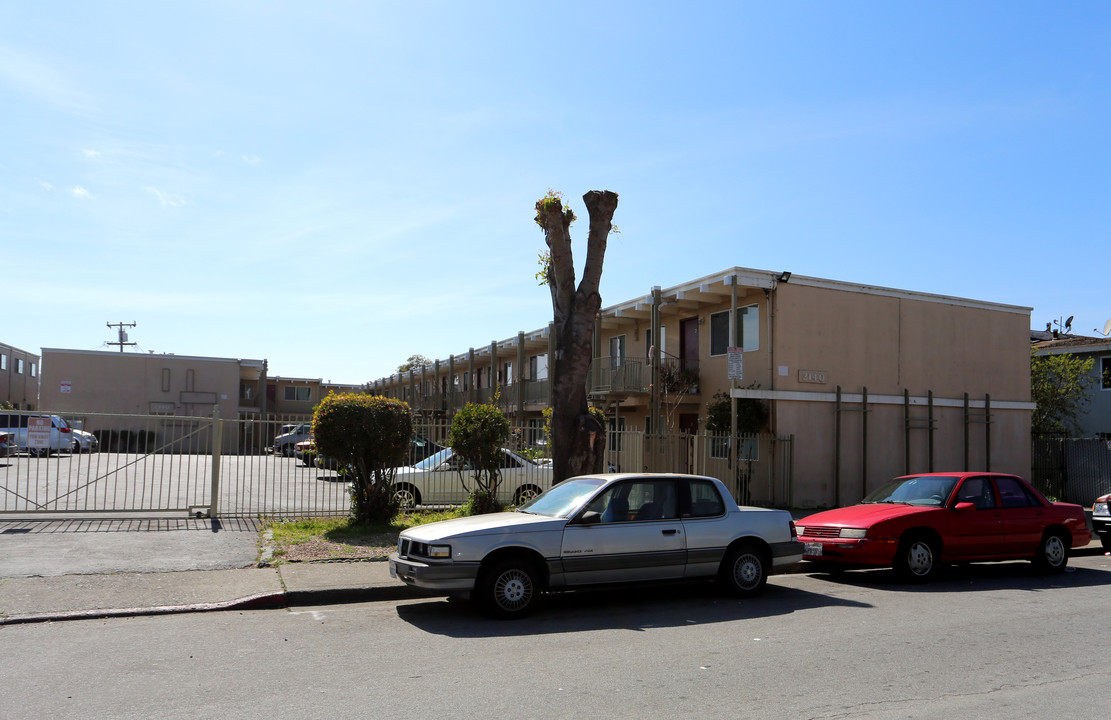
xmin=0 ymin=560 xmax=422 ymax=625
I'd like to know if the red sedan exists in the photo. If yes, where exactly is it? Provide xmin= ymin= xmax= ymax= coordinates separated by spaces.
xmin=797 ymin=472 xmax=1091 ymax=581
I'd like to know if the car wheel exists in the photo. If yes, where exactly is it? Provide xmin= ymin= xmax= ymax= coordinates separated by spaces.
xmin=513 ymin=485 xmax=542 ymax=505
xmin=478 ymin=557 xmax=540 ymax=619
xmin=1101 ymin=535 xmax=1111 ymax=552
xmin=1033 ymin=530 xmax=1069 ymax=572
xmin=393 ymin=484 xmax=420 ymax=510
xmin=719 ymin=542 xmax=769 ymax=597
xmin=281 ymin=444 xmax=293 ymax=457
xmin=895 ymin=535 xmax=940 ymax=582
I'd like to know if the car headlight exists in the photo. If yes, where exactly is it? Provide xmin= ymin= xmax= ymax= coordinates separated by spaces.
xmin=839 ymin=528 xmax=867 ymax=539
xmin=795 ymin=526 xmax=807 ymax=536
xmin=1094 ymin=501 xmax=1109 ymax=517
xmin=427 ymin=544 xmax=452 ymax=559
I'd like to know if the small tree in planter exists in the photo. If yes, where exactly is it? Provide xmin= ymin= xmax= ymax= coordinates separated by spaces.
xmin=450 ymin=401 xmax=511 ymax=515
xmin=312 ymin=393 xmax=412 ymax=524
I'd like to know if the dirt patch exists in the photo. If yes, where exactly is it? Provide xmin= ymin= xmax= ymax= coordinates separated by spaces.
xmin=272 ymin=532 xmax=399 ymax=563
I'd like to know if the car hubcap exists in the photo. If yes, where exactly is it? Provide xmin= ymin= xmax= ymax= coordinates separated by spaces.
xmin=734 ymin=554 xmax=762 ymax=590
xmin=494 ymin=569 xmax=532 ymax=611
xmin=396 ymin=490 xmax=414 ymax=508
xmin=907 ymin=542 xmax=933 ymax=576
xmin=1045 ymin=536 xmax=1065 ymax=566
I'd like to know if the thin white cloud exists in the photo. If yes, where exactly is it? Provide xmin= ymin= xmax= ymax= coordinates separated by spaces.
xmin=39 ymin=181 xmax=53 ymax=191
xmin=82 ymin=149 xmax=102 ymax=159
xmin=145 ymin=186 xmax=185 ymax=207
xmin=70 ymin=186 xmax=91 ymax=198
xmin=242 ymin=154 xmax=262 ymax=165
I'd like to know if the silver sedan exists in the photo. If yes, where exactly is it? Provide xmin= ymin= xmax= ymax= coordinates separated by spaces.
xmin=389 ymin=472 xmax=802 ymax=618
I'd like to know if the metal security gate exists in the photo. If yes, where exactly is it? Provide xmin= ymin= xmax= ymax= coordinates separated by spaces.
xmin=0 ymin=412 xmax=219 ymax=515
xmin=1 ymin=411 xmax=798 ymax=519
xmin=1031 ymin=438 xmax=1111 ymax=506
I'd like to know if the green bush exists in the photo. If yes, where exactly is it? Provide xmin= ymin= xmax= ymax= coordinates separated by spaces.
xmin=450 ymin=402 xmax=510 ymax=515
xmin=312 ymin=393 xmax=413 ymax=524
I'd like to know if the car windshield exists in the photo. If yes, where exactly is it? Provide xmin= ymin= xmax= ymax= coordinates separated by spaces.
xmin=413 ymin=447 xmax=453 ymax=470
xmin=517 ymin=477 xmax=607 ymax=517
xmin=862 ymin=476 xmax=959 ymax=507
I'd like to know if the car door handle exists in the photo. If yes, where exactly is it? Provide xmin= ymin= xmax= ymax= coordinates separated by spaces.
xmin=662 ymin=529 xmax=679 ymax=535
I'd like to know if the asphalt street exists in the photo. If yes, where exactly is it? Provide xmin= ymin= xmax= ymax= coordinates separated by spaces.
xmin=4 ymin=555 xmax=1110 ymax=720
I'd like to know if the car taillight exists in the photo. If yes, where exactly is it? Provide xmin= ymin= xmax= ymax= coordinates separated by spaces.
xmin=60 ymin=427 xmax=71 ymax=433
xmin=789 ymin=520 xmax=798 ymax=539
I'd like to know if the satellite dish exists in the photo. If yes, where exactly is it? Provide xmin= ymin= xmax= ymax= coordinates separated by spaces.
xmin=1065 ymin=316 xmax=1074 ymax=332
xmin=1102 ymin=318 xmax=1111 ymax=337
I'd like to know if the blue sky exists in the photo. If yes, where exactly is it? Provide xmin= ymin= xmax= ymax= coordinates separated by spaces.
xmin=3 ymin=1 xmax=1109 ymax=384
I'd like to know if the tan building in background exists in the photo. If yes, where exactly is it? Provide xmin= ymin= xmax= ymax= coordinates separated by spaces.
xmin=1 ymin=341 xmax=40 ymax=410
xmin=39 ymin=348 xmax=267 ymax=452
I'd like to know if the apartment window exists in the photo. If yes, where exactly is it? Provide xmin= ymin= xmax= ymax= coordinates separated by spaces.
xmin=30 ymin=363 xmax=36 ymax=377
xmin=1 ymin=354 xmax=6 ymax=370
xmin=284 ymin=386 xmax=311 ymax=402
xmin=1103 ymin=357 xmax=1111 ymax=390
xmin=738 ymin=304 xmax=759 ymax=352
xmin=710 ymin=304 xmax=759 ymax=356
xmin=240 ymin=383 xmax=254 ymax=400
xmin=609 ymin=334 xmax=626 ymax=366
xmin=645 ymin=327 xmax=667 ymax=359
xmin=710 ymin=311 xmax=730 ymax=356
xmin=186 ymin=369 xmax=195 ymax=392
xmin=15 ymin=358 xmax=24 ymax=374
xmin=502 ymin=361 xmax=513 ymax=385
xmin=162 ymin=368 xmax=171 ymax=392
xmin=529 ymin=354 xmax=548 ymax=381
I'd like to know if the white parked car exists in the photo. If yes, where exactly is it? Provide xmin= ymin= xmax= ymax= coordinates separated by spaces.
xmin=390 ymin=447 xmax=553 ymax=509
xmin=389 ymin=472 xmax=802 ymax=617
xmin=0 ymin=412 xmax=76 ymax=456
xmin=70 ymin=428 xmax=99 ymax=453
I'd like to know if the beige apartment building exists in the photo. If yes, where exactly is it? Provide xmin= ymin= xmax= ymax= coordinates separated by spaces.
xmin=368 ymin=267 xmax=1034 ymax=508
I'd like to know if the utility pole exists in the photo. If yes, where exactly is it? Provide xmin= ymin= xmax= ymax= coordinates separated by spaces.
xmin=106 ymin=321 xmax=137 ymax=352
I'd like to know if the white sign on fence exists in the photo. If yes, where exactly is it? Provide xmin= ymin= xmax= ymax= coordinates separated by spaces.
xmin=27 ymin=416 xmax=52 ymax=448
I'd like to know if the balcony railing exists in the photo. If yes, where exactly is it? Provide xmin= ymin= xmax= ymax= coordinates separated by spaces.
xmin=589 ymin=358 xmax=647 ymax=395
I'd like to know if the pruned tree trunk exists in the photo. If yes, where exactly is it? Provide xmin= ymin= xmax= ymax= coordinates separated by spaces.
xmin=535 ymin=190 xmax=619 ymax=483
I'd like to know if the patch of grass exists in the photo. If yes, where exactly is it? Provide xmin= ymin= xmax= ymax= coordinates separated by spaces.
xmin=265 ymin=508 xmax=468 ymax=547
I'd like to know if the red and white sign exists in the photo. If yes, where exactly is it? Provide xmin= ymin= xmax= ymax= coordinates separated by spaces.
xmin=27 ymin=417 xmax=52 ymax=449
xmin=60 ymin=381 xmax=72 ymax=394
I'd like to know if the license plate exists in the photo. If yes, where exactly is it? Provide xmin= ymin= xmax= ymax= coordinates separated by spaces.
xmin=389 ymin=563 xmax=397 ymax=579
xmin=804 ymin=542 xmax=823 ymax=557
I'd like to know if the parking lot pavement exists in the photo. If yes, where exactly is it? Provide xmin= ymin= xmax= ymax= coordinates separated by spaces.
xmin=0 ymin=517 xmax=261 ymax=578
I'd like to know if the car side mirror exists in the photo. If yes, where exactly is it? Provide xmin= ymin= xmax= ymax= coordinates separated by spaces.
xmin=578 ymin=511 xmax=601 ymax=525
xmin=954 ymin=502 xmax=976 ymax=512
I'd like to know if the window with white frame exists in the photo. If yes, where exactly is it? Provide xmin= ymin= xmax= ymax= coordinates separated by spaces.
xmin=709 ymin=434 xmax=760 ymax=461
xmin=610 ymin=334 xmax=626 ymax=366
xmin=529 ymin=354 xmax=548 ymax=380
xmin=30 ymin=363 xmax=36 ymax=377
xmin=645 ymin=327 xmax=667 ymax=360
xmin=284 ymin=386 xmax=311 ymax=402
xmin=710 ymin=304 xmax=759 ymax=356
xmin=15 ymin=358 xmax=24 ymax=374
xmin=0 ymin=353 xmax=6 ymax=370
